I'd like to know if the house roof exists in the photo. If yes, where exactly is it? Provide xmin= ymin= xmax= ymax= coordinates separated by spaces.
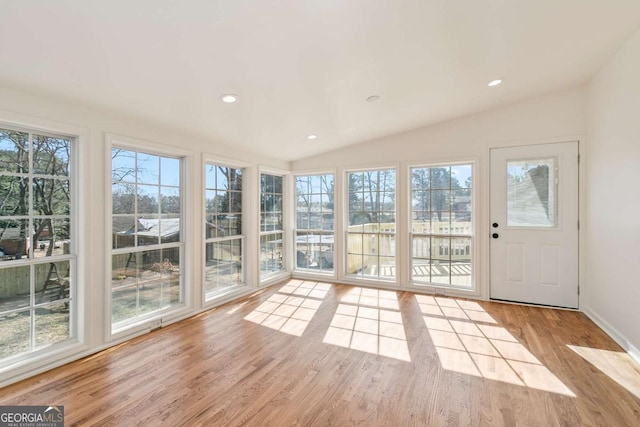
xmin=116 ymin=218 xmax=180 ymax=239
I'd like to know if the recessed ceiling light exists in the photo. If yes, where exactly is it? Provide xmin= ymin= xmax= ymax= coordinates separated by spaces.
xmin=221 ymin=94 xmax=239 ymax=103
xmin=367 ymin=95 xmax=381 ymax=103
xmin=488 ymin=79 xmax=503 ymax=87
xmin=307 ymin=134 xmax=317 ymax=140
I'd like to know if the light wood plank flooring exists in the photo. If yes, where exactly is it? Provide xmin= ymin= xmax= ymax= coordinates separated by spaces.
xmin=1 ymin=279 xmax=639 ymax=426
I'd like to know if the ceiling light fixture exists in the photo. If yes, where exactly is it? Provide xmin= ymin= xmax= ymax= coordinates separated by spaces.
xmin=221 ymin=94 xmax=239 ymax=103
xmin=307 ymin=134 xmax=317 ymax=140
xmin=367 ymin=95 xmax=381 ymax=102
xmin=488 ymin=79 xmax=503 ymax=87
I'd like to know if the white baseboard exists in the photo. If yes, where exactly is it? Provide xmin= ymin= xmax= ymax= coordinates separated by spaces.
xmin=583 ymin=305 xmax=640 ymax=364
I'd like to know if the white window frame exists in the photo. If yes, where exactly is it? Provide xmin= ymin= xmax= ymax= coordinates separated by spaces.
xmin=258 ymin=168 xmax=289 ymax=285
xmin=0 ymin=113 xmax=87 ymax=381
xmin=343 ymin=166 xmax=398 ymax=284
xmin=105 ymin=134 xmax=192 ymax=340
xmin=202 ymin=156 xmax=251 ymax=303
xmin=408 ymin=161 xmax=476 ymax=291
xmin=293 ymin=172 xmax=336 ymax=277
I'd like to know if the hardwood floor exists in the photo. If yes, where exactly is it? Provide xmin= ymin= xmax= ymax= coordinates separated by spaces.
xmin=1 ymin=279 xmax=639 ymax=426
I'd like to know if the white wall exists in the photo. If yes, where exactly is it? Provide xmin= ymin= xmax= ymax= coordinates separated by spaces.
xmin=0 ymin=79 xmax=592 ymax=385
xmin=293 ymin=86 xmax=586 ymax=300
xmin=0 ymin=85 xmax=288 ymax=386
xmin=585 ymin=28 xmax=640 ymax=361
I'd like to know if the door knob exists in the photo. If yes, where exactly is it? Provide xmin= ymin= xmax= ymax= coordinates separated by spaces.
xmin=492 ymin=233 xmax=499 ymax=239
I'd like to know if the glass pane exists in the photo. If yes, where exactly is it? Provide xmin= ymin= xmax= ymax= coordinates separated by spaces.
xmin=432 ymin=236 xmax=450 ymax=262
xmin=346 ymin=233 xmax=364 ymax=276
xmin=0 ymin=309 xmax=30 ymax=358
xmin=412 ymin=236 xmax=431 ymax=282
xmin=412 ymin=168 xmax=430 ymax=191
xmin=0 ymin=220 xmax=30 ymax=260
xmin=112 ymin=216 xmax=136 ymax=249
xmin=35 ymin=261 xmax=71 ymax=304
xmin=227 ymin=214 xmax=242 ymax=237
xmin=431 ymin=259 xmax=451 ymax=285
xmin=112 ymin=183 xmax=135 ymax=214
xmin=451 ymin=237 xmax=472 ymax=287
xmin=296 ymin=212 xmax=309 ymax=230
xmin=379 ymin=256 xmax=395 ymax=279
xmin=321 ymin=212 xmax=334 ymax=231
xmin=413 ymin=190 xmax=431 ymax=213
xmin=0 ymin=129 xmax=29 ymax=174
xmin=205 ymin=164 xmax=216 ymax=189
xmin=33 ymin=218 xmax=71 ymax=257
xmin=112 ymin=249 xmax=180 ymax=324
xmin=452 ymin=164 xmax=472 ymax=188
xmin=159 ymin=218 xmax=180 ymax=244
xmin=507 ymin=158 xmax=556 ymax=227
xmin=260 ymin=233 xmax=283 ymax=275
xmin=137 ymin=153 xmax=159 ymax=185
xmin=138 ymin=217 xmax=161 ymax=246
xmin=32 ymin=136 xmax=71 ymax=177
xmin=296 ymin=176 xmax=310 ymax=195
xmin=431 ymin=189 xmax=450 ymax=213
xmin=431 ymin=167 xmax=450 ymax=189
xmin=295 ymin=232 xmax=309 ymax=268
xmin=137 ymin=185 xmax=159 ymax=214
xmin=160 ymin=157 xmax=180 ymax=186
xmin=230 ymin=168 xmax=242 ymax=191
xmin=273 ymin=176 xmax=283 ymax=193
xmin=0 ymin=176 xmax=29 ymax=216
xmin=0 ymin=265 xmax=30 ymax=309
xmin=35 ymin=302 xmax=70 ymax=349
xmin=296 ymin=231 xmax=334 ymax=272
xmin=205 ymin=239 xmax=243 ymax=297
xmin=216 ymin=167 xmax=228 ymax=190
xmin=160 ymin=186 xmax=180 ymax=214
xmin=317 ymin=234 xmax=334 ymax=272
xmin=228 ymin=191 xmax=242 ymax=214
xmin=111 ymin=148 xmax=136 ymax=182
xmin=412 ymin=215 xmax=432 ymax=234
xmin=32 ymin=178 xmax=70 ymax=215
xmin=205 ymin=189 xmax=217 ymax=218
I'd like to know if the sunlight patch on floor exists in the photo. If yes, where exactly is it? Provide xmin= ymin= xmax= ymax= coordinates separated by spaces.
xmin=323 ymin=287 xmax=410 ymax=362
xmin=417 ymin=295 xmax=575 ymax=396
xmin=567 ymin=344 xmax=640 ymax=399
xmin=244 ymin=280 xmax=330 ymax=336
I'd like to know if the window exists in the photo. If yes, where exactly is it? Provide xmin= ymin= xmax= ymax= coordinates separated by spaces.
xmin=411 ymin=164 xmax=473 ymax=287
xmin=204 ymin=163 xmax=244 ymax=299
xmin=295 ymin=174 xmax=334 ymax=274
xmin=111 ymin=148 xmax=183 ymax=330
xmin=346 ymin=169 xmax=396 ymax=280
xmin=0 ymin=127 xmax=75 ymax=362
xmin=260 ymin=173 xmax=284 ymax=279
xmin=507 ymin=158 xmax=556 ymax=227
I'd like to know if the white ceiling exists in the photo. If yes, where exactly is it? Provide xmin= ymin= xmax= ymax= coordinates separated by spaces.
xmin=1 ymin=1 xmax=640 ymax=161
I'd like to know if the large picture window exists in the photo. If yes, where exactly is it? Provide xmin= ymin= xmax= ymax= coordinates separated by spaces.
xmin=346 ymin=169 xmax=396 ymax=280
xmin=204 ymin=163 xmax=244 ymax=299
xmin=0 ymin=127 xmax=75 ymax=362
xmin=295 ymin=174 xmax=334 ymax=274
xmin=411 ymin=164 xmax=473 ymax=287
xmin=260 ymin=173 xmax=284 ymax=279
xmin=111 ymin=148 xmax=183 ymax=330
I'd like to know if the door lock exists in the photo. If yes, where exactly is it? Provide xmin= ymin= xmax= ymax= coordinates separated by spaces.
xmin=492 ymin=233 xmax=499 ymax=239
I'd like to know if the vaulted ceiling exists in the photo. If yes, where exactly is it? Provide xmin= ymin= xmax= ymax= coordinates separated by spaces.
xmin=1 ymin=0 xmax=640 ymax=160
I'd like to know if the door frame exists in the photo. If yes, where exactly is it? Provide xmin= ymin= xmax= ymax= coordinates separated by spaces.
xmin=487 ymin=140 xmax=583 ymax=309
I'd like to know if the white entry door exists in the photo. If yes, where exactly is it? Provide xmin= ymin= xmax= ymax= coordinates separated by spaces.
xmin=490 ymin=142 xmax=579 ymax=308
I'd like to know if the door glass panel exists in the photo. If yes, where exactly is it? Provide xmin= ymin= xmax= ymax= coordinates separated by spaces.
xmin=507 ymin=158 xmax=556 ymax=227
